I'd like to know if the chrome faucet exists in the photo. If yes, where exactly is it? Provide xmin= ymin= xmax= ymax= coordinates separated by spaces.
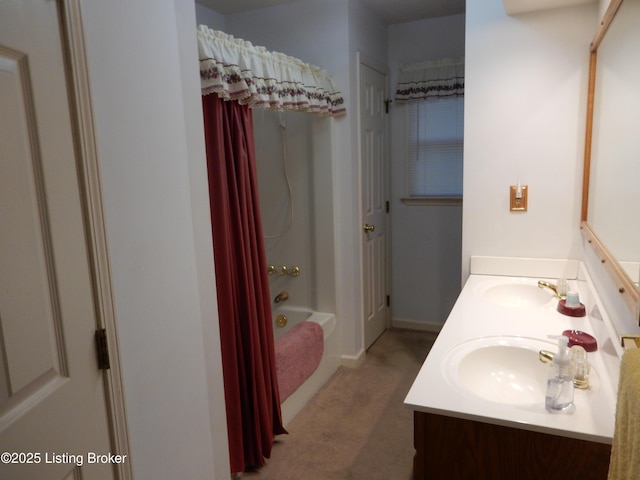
xmin=274 ymin=291 xmax=289 ymax=304
xmin=537 ymin=279 xmax=568 ymax=300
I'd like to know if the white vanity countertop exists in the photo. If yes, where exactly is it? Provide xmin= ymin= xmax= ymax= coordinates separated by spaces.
xmin=404 ymin=272 xmax=621 ymax=445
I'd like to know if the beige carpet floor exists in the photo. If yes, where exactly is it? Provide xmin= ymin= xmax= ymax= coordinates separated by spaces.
xmin=244 ymin=328 xmax=438 ymax=480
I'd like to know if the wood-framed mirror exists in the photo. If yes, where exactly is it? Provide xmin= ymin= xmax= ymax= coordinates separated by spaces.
xmin=581 ymin=0 xmax=640 ymax=323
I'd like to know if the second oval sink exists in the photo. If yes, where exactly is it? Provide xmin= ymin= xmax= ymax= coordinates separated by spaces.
xmin=475 ymin=279 xmax=555 ymax=308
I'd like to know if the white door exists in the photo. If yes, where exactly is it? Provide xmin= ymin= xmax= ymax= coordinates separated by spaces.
xmin=360 ymin=58 xmax=389 ymax=349
xmin=0 ymin=1 xmax=116 ymax=479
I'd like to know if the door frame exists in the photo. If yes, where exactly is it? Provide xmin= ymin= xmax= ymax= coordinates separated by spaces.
xmin=58 ymin=1 xmax=131 ymax=478
xmin=357 ymin=52 xmax=391 ymax=347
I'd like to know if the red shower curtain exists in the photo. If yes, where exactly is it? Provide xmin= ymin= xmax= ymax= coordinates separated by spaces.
xmin=202 ymin=93 xmax=286 ymax=474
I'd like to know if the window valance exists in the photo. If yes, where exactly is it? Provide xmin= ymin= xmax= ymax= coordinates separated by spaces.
xmin=197 ymin=25 xmax=346 ymax=117
xmin=395 ymin=57 xmax=464 ymax=103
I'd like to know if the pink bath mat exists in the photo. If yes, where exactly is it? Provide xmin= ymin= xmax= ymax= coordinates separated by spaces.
xmin=275 ymin=321 xmax=324 ymax=401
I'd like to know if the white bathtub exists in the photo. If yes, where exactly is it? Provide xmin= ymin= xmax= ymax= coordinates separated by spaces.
xmin=273 ymin=306 xmax=339 ymax=426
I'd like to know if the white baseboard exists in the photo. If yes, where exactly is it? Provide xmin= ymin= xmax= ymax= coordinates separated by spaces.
xmin=340 ymin=348 xmax=366 ymax=368
xmin=392 ymin=318 xmax=443 ymax=333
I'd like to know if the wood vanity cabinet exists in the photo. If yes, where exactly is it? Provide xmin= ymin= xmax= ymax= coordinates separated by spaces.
xmin=413 ymin=412 xmax=611 ymax=480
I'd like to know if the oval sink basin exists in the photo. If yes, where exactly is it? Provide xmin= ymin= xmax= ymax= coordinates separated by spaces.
xmin=442 ymin=336 xmax=555 ymax=405
xmin=476 ymin=281 xmax=554 ymax=308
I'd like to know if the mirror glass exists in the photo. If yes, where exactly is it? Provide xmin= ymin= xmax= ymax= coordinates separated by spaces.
xmin=588 ymin=0 xmax=640 ymax=290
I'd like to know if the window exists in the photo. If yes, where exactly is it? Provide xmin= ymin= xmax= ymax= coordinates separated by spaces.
xmin=405 ymin=96 xmax=464 ymax=201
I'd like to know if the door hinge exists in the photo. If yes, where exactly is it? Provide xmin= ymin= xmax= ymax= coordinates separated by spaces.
xmin=384 ymin=99 xmax=392 ymax=114
xmin=95 ymin=328 xmax=111 ymax=370
xmin=386 ymin=295 xmax=390 ymax=307
xmin=386 ymin=200 xmax=390 ymax=213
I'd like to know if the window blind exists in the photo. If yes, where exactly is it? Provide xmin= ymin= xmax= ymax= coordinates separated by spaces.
xmin=406 ymin=96 xmax=464 ymax=198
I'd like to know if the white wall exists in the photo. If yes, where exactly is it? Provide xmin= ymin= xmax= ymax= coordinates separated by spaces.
xmin=463 ymin=0 xmax=597 ymax=281
xmin=195 ymin=2 xmax=225 ymax=30
xmin=388 ymin=15 xmax=466 ymax=329
xmin=598 ymin=0 xmax=613 ymax=19
xmin=175 ymin=1 xmax=230 ymax=476
xmin=81 ymin=0 xmax=227 ymax=478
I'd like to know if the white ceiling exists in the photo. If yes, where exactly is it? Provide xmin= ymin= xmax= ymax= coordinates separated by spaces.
xmin=196 ymin=0 xmax=465 ymax=25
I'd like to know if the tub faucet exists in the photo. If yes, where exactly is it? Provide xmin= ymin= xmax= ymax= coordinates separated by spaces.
xmin=537 ymin=279 xmax=568 ymax=300
xmin=274 ymin=291 xmax=289 ymax=304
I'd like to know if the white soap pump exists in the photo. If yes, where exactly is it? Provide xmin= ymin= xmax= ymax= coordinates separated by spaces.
xmin=545 ymin=335 xmax=574 ymax=413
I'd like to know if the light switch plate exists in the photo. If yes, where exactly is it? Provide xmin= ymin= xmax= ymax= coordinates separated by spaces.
xmin=510 ymin=185 xmax=528 ymax=212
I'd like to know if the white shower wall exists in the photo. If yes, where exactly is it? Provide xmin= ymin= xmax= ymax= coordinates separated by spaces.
xmin=254 ymin=110 xmax=336 ymax=312
xmin=255 ymin=110 xmax=313 ymax=309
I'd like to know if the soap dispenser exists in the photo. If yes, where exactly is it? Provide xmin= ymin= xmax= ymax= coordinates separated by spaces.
xmin=545 ymin=335 xmax=574 ymax=413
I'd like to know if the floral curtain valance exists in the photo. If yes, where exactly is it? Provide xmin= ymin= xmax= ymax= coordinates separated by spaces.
xmin=395 ymin=57 xmax=464 ymax=103
xmin=197 ymin=25 xmax=346 ymax=117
